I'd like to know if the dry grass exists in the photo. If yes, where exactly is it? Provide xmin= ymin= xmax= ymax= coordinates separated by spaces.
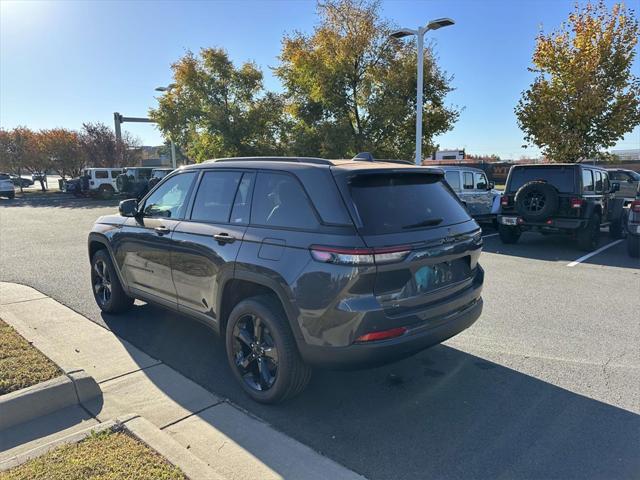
xmin=0 ymin=318 xmax=61 ymax=395
xmin=0 ymin=430 xmax=186 ymax=480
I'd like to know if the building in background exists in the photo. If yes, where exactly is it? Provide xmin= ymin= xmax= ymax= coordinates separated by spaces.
xmin=139 ymin=146 xmax=171 ymax=167
xmin=610 ymin=149 xmax=640 ymax=162
xmin=427 ymin=149 xmax=466 ymax=161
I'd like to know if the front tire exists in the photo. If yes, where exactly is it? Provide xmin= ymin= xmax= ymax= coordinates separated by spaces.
xmin=577 ymin=213 xmax=601 ymax=251
xmin=498 ymin=224 xmax=521 ymax=244
xmin=91 ymin=249 xmax=134 ymax=313
xmin=225 ymin=295 xmax=311 ymax=404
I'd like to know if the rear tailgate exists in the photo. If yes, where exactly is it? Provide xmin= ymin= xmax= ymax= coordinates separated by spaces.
xmin=332 ymin=167 xmax=482 ymax=316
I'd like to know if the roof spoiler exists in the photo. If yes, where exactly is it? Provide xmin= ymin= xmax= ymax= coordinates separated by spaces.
xmin=352 ymin=152 xmax=414 ymax=165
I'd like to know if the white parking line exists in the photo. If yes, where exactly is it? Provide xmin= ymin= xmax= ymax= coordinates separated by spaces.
xmin=566 ymin=239 xmax=624 ymax=267
xmin=482 ymin=233 xmax=499 ymax=238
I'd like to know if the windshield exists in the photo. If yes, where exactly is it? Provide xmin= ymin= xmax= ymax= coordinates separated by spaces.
xmin=348 ymin=173 xmax=471 ymax=235
xmin=508 ymin=167 xmax=575 ymax=193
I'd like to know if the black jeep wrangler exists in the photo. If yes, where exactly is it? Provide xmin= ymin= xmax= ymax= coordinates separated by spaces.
xmin=498 ymin=164 xmax=625 ymax=250
xmin=115 ymin=167 xmax=154 ymax=199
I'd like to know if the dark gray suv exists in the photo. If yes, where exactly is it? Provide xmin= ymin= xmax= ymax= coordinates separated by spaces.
xmin=88 ymin=157 xmax=485 ymax=403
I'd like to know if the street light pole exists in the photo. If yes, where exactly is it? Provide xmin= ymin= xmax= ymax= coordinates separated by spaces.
xmin=155 ymin=85 xmax=177 ymax=169
xmin=391 ymin=18 xmax=454 ymax=165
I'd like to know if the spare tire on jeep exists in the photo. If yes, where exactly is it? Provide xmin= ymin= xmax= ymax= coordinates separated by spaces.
xmin=514 ymin=181 xmax=559 ymax=221
xmin=116 ymin=173 xmax=130 ymax=193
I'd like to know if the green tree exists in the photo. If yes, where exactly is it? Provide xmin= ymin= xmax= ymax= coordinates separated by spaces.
xmin=275 ymin=0 xmax=459 ymax=159
xmin=516 ymin=1 xmax=640 ymax=162
xmin=149 ymin=48 xmax=288 ymax=162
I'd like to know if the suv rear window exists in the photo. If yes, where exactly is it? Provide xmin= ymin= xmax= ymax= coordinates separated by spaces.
xmin=508 ymin=167 xmax=575 ymax=193
xmin=348 ymin=173 xmax=471 ymax=235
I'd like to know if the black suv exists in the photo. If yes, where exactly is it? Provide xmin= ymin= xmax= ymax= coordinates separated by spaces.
xmin=498 ymin=164 xmax=626 ymax=250
xmin=88 ymin=157 xmax=484 ymax=403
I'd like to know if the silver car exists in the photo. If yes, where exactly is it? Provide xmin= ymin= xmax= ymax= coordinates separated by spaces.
xmin=0 ymin=173 xmax=16 ymax=199
xmin=439 ymin=166 xmax=500 ymax=222
xmin=607 ymin=168 xmax=640 ymax=203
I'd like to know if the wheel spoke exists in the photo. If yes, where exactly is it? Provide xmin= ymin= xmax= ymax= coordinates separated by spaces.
xmin=262 ymin=346 xmax=278 ymax=365
xmin=236 ymin=326 xmax=253 ymax=348
xmin=253 ymin=317 xmax=263 ymax=343
xmin=257 ymin=357 xmax=272 ymax=389
xmin=236 ymin=351 xmax=254 ymax=369
xmin=93 ymin=262 xmax=104 ymax=280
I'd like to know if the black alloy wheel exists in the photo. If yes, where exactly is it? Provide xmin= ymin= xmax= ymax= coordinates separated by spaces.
xmin=523 ymin=191 xmax=546 ymax=214
xmin=92 ymin=258 xmax=112 ymax=307
xmin=231 ymin=314 xmax=279 ymax=392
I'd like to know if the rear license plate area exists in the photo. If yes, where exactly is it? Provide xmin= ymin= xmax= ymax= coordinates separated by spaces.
xmin=414 ymin=257 xmax=471 ymax=293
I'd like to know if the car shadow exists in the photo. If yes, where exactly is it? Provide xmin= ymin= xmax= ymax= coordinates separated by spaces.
xmin=481 ymin=230 xmax=638 ymax=269
xmin=103 ymin=303 xmax=640 ymax=480
xmin=0 ymin=194 xmax=121 ymax=210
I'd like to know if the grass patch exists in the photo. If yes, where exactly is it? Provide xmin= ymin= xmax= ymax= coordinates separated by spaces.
xmin=0 ymin=318 xmax=61 ymax=395
xmin=1 ymin=429 xmax=186 ymax=480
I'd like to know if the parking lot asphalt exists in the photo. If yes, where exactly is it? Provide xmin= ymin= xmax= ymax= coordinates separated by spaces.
xmin=1 ymin=194 xmax=639 ymax=479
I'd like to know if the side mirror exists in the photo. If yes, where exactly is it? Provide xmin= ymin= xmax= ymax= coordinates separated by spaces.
xmin=488 ymin=181 xmax=495 ymax=190
xmin=119 ymin=198 xmax=138 ymax=217
xmin=610 ymin=182 xmax=620 ymax=193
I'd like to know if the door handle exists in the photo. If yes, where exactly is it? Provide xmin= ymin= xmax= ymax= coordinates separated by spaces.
xmin=214 ymin=233 xmax=235 ymax=244
xmin=154 ymin=226 xmax=170 ymax=235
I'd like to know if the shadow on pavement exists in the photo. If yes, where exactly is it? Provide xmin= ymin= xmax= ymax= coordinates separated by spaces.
xmin=0 ymin=194 xmax=120 ymax=210
xmin=103 ymin=303 xmax=640 ymax=480
xmin=482 ymin=231 xmax=638 ymax=269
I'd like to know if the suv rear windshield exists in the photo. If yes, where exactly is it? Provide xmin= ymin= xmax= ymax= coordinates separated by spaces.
xmin=508 ymin=167 xmax=575 ymax=193
xmin=348 ymin=173 xmax=471 ymax=235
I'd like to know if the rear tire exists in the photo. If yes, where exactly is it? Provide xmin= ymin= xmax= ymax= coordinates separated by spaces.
xmin=609 ymin=210 xmax=628 ymax=239
xmin=98 ymin=185 xmax=114 ymax=200
xmin=498 ymin=224 xmax=521 ymax=244
xmin=225 ymin=295 xmax=311 ymax=404
xmin=577 ymin=213 xmax=601 ymax=251
xmin=90 ymin=249 xmax=134 ymax=313
xmin=627 ymin=236 xmax=640 ymax=258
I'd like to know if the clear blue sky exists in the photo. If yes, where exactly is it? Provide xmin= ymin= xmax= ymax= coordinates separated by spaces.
xmin=1 ymin=0 xmax=638 ymax=159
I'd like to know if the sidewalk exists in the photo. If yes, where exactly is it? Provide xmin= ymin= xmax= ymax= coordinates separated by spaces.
xmin=0 ymin=282 xmax=364 ymax=480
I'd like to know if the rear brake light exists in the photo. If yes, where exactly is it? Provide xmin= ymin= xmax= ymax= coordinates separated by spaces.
xmin=631 ymin=201 xmax=640 ymax=213
xmin=356 ymin=327 xmax=407 ymax=343
xmin=570 ymin=198 xmax=584 ymax=208
xmin=500 ymin=196 xmax=509 ymax=207
xmin=309 ymin=245 xmax=411 ymax=266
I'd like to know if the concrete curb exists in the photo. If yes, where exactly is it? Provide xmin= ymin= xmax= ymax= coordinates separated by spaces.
xmin=0 ymin=370 xmax=101 ymax=430
xmin=121 ymin=414 xmax=225 ymax=480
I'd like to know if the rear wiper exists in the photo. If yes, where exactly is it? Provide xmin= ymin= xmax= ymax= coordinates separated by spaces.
xmin=402 ymin=217 xmax=443 ymax=229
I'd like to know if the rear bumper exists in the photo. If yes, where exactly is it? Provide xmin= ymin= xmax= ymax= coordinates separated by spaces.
xmin=498 ymin=215 xmax=587 ymax=230
xmin=298 ymin=277 xmax=483 ymax=369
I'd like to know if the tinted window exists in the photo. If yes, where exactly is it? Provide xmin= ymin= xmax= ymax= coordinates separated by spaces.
xmin=110 ymin=170 xmax=122 ymax=177
xmin=594 ymin=170 xmax=603 ymax=193
xmin=463 ymin=172 xmax=474 ymax=189
xmin=508 ymin=167 xmax=575 ymax=193
xmin=143 ymin=172 xmax=197 ymax=218
xmin=444 ymin=171 xmax=460 ymax=190
xmin=608 ymin=171 xmax=626 ymax=181
xmin=582 ymin=169 xmax=594 ymax=192
xmin=349 ymin=173 xmax=471 ymax=235
xmin=95 ymin=170 xmax=108 ymax=179
xmin=230 ymin=172 xmax=255 ymax=224
xmin=0 ymin=174 xmax=10 ymax=180
xmin=474 ymin=172 xmax=488 ymax=189
xmin=251 ymin=173 xmax=319 ymax=229
xmin=191 ymin=171 xmax=242 ymax=223
xmin=603 ymin=172 xmax=610 ymax=192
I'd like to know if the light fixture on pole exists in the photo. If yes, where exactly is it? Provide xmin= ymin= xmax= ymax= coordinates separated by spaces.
xmin=154 ymin=84 xmax=177 ymax=169
xmin=390 ymin=18 xmax=454 ymax=165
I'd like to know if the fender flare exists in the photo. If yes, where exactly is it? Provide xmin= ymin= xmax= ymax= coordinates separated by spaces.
xmin=87 ymin=233 xmax=129 ymax=294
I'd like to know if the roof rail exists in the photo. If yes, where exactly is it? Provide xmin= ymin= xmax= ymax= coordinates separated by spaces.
xmin=209 ymin=156 xmax=333 ymax=166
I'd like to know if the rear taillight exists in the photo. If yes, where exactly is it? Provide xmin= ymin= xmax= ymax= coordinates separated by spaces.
xmin=631 ymin=200 xmax=640 ymax=213
xmin=500 ymin=196 xmax=509 ymax=207
xmin=356 ymin=327 xmax=407 ymax=343
xmin=309 ymin=245 xmax=411 ymax=266
xmin=570 ymin=198 xmax=584 ymax=209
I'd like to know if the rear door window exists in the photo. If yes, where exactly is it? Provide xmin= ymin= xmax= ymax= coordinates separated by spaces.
xmin=594 ymin=171 xmax=603 ymax=193
xmin=463 ymin=172 xmax=474 ymax=190
xmin=444 ymin=171 xmax=460 ymax=190
xmin=251 ymin=172 xmax=319 ymax=230
xmin=94 ymin=170 xmax=108 ymax=179
xmin=582 ymin=169 xmax=594 ymax=193
xmin=190 ymin=171 xmax=243 ymax=223
xmin=348 ymin=173 xmax=471 ymax=235
xmin=508 ymin=167 xmax=575 ymax=193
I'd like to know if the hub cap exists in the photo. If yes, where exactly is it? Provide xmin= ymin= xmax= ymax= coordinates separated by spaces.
xmin=523 ymin=191 xmax=546 ymax=212
xmin=92 ymin=259 xmax=112 ymax=306
xmin=232 ymin=314 xmax=279 ymax=391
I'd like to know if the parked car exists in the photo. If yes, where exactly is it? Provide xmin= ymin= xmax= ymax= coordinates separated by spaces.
xmin=626 ymin=184 xmax=640 ymax=258
xmin=147 ymin=168 xmax=173 ymax=190
xmin=0 ymin=173 xmax=16 ymax=199
xmin=62 ymin=168 xmax=123 ymax=199
xmin=440 ymin=166 xmax=500 ymax=223
xmin=498 ymin=163 xmax=626 ymax=250
xmin=31 ymin=172 xmax=46 ymax=182
xmin=115 ymin=167 xmax=154 ymax=198
xmin=9 ymin=174 xmax=34 ymax=188
xmin=88 ymin=156 xmax=485 ymax=403
xmin=607 ymin=168 xmax=639 ymax=203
